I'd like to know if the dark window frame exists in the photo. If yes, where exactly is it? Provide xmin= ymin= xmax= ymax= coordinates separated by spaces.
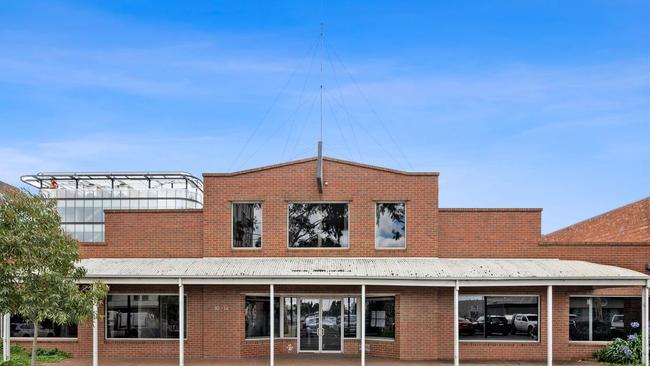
xmin=365 ymin=296 xmax=396 ymax=339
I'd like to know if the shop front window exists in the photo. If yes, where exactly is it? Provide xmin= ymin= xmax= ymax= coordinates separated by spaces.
xmin=569 ymin=296 xmax=641 ymax=341
xmin=459 ymin=295 xmax=539 ymax=341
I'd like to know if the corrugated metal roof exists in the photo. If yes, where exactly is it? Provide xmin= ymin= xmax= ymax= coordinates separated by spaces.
xmin=78 ymin=257 xmax=648 ymax=282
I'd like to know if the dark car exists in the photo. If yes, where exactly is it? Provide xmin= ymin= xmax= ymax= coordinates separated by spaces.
xmin=459 ymin=317 xmax=475 ymax=336
xmin=485 ymin=315 xmax=510 ymax=336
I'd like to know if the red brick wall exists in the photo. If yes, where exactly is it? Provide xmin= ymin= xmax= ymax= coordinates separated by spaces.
xmin=438 ymin=209 xmax=542 ymax=257
xmin=202 ymin=158 xmax=438 ymax=257
xmin=80 ymin=210 xmax=203 ymax=258
xmin=544 ymin=197 xmax=650 ymax=243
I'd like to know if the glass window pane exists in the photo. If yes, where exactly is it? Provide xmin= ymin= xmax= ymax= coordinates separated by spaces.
xmin=460 ymin=295 xmax=538 ymax=341
xmin=233 ymin=203 xmax=262 ymax=248
xmin=245 ymin=296 xmax=280 ymax=338
xmin=82 ymin=224 xmax=92 ymax=242
xmin=84 ymin=200 xmax=93 ymax=222
xmin=344 ymin=297 xmax=357 ymax=338
xmin=365 ymin=297 xmax=395 ymax=338
xmin=592 ymin=297 xmax=641 ymax=341
xmin=486 ymin=296 xmax=538 ymax=340
xmin=10 ymin=314 xmax=77 ymax=338
xmin=283 ymin=297 xmax=298 ymax=338
xmin=459 ymin=295 xmax=484 ymax=339
xmin=569 ymin=297 xmax=590 ymax=341
xmin=75 ymin=200 xmax=84 ymax=221
xmin=375 ymin=203 xmax=406 ymax=248
xmin=106 ymin=294 xmax=186 ymax=339
xmin=65 ymin=206 xmax=75 ymax=223
xmin=288 ymin=203 xmax=349 ymax=248
xmin=570 ymin=296 xmax=643 ymax=342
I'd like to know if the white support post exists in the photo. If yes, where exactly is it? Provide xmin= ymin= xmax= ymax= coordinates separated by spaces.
xmin=643 ymin=283 xmax=649 ymax=366
xmin=270 ymin=284 xmax=274 ymax=366
xmin=547 ymin=285 xmax=553 ymax=366
xmin=453 ymin=281 xmax=459 ymax=366
xmin=179 ymin=279 xmax=185 ymax=366
xmin=361 ymin=284 xmax=366 ymax=366
xmin=92 ymin=302 xmax=98 ymax=366
xmin=3 ymin=313 xmax=10 ymax=362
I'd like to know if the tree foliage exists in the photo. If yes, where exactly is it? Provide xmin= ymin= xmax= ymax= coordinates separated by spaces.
xmin=0 ymin=190 xmax=108 ymax=365
xmin=288 ymin=203 xmax=348 ymax=247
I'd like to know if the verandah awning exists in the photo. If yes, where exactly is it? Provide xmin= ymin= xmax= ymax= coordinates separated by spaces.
xmin=78 ymin=257 xmax=649 ymax=287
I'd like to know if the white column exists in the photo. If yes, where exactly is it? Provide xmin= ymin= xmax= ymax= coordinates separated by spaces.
xmin=92 ymin=302 xmax=98 ymax=366
xmin=3 ymin=313 xmax=10 ymax=362
xmin=642 ymin=284 xmax=649 ymax=366
xmin=270 ymin=284 xmax=274 ymax=366
xmin=547 ymin=285 xmax=553 ymax=366
xmin=179 ymin=279 xmax=185 ymax=366
xmin=361 ymin=284 xmax=366 ymax=366
xmin=453 ymin=281 xmax=459 ymax=366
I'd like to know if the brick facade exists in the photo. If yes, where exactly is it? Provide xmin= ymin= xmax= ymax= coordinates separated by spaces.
xmin=543 ymin=197 xmax=650 ymax=243
xmin=13 ymin=158 xmax=650 ymax=362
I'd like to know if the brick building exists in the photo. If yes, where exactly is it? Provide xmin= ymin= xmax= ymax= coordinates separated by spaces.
xmin=7 ymin=157 xmax=650 ymax=365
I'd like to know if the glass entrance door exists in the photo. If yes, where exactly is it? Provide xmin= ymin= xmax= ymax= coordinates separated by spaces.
xmin=299 ymin=298 xmax=343 ymax=353
xmin=321 ymin=299 xmax=342 ymax=352
xmin=300 ymin=298 xmax=320 ymax=352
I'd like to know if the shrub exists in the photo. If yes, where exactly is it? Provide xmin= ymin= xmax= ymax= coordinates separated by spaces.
xmin=595 ymin=322 xmax=643 ymax=365
xmin=0 ymin=345 xmax=70 ymax=365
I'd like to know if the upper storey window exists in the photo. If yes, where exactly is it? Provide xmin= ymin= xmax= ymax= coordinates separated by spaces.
xmin=233 ymin=203 xmax=262 ymax=248
xmin=375 ymin=202 xmax=406 ymax=249
xmin=288 ymin=203 xmax=349 ymax=248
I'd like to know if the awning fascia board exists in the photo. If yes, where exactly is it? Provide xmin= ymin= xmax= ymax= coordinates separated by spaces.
xmin=79 ymin=277 xmax=649 ymax=287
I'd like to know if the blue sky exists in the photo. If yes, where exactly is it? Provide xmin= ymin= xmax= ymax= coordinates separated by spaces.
xmin=0 ymin=0 xmax=649 ymax=233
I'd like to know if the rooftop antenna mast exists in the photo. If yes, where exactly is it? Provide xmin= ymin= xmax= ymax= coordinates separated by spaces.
xmin=319 ymin=22 xmax=324 ymax=142
xmin=316 ymin=22 xmax=325 ymax=193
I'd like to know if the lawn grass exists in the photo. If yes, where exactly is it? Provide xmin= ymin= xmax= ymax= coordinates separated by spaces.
xmin=0 ymin=345 xmax=70 ymax=365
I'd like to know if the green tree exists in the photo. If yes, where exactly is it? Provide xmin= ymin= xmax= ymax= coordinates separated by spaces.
xmin=0 ymin=190 xmax=108 ymax=365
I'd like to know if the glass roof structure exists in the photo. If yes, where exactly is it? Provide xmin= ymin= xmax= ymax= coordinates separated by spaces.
xmin=21 ymin=172 xmax=203 ymax=192
xmin=20 ymin=172 xmax=203 ymax=243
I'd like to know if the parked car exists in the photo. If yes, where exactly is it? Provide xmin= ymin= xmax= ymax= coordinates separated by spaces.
xmin=458 ymin=317 xmax=475 ymax=336
xmin=13 ymin=323 xmax=55 ymax=337
xmin=513 ymin=313 xmax=538 ymax=336
xmin=475 ymin=315 xmax=510 ymax=336
xmin=486 ymin=315 xmax=511 ymax=336
xmin=611 ymin=314 xmax=624 ymax=330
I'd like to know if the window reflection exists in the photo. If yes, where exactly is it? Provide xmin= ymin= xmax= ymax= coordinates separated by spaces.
xmin=9 ymin=315 xmax=77 ymax=338
xmin=245 ymin=296 xmax=280 ymax=338
xmin=459 ymin=295 xmax=539 ymax=341
xmin=283 ymin=297 xmax=298 ymax=337
xmin=288 ymin=203 xmax=349 ymax=248
xmin=569 ymin=297 xmax=641 ymax=341
xmin=233 ymin=203 xmax=262 ymax=248
xmin=344 ymin=297 xmax=357 ymax=338
xmin=375 ymin=202 xmax=406 ymax=248
xmin=106 ymin=294 xmax=186 ymax=339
